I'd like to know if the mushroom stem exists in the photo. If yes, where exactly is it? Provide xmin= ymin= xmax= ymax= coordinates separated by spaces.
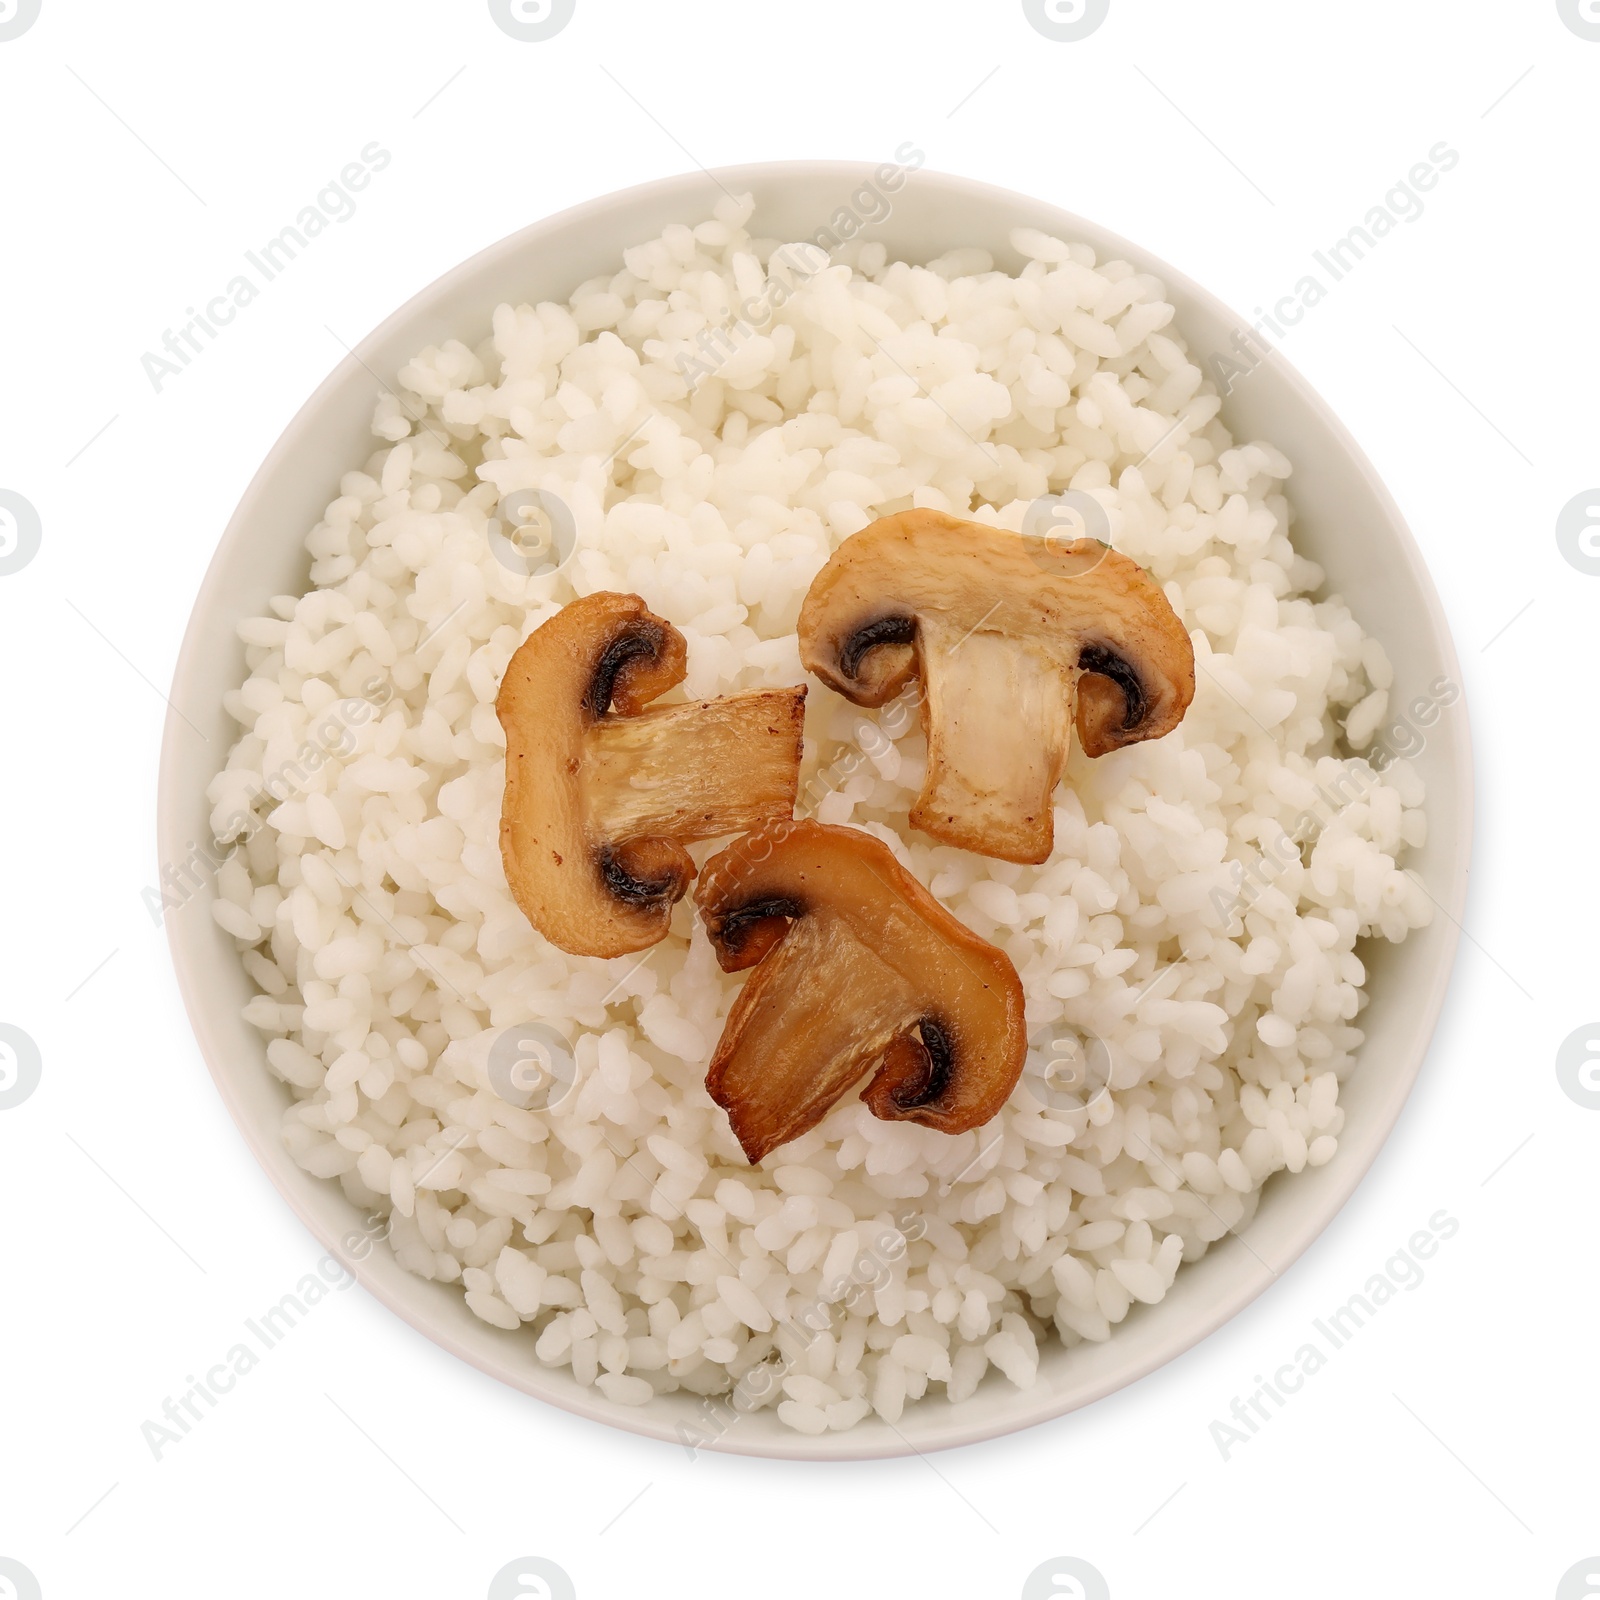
xmin=584 ymin=692 xmax=807 ymax=843
xmin=710 ymin=911 xmax=924 ymax=1160
xmin=914 ymin=625 xmax=1074 ymax=864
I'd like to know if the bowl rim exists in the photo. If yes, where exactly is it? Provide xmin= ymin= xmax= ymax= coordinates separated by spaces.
xmin=159 ymin=160 xmax=1473 ymax=1461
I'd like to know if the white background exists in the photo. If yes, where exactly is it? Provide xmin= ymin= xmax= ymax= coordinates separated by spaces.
xmin=2 ymin=1 xmax=1596 ymax=1596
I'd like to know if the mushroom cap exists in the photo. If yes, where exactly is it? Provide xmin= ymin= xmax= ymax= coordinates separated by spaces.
xmin=695 ymin=820 xmax=1028 ymax=1162
xmin=798 ymin=510 xmax=1196 ymax=861
xmin=497 ymin=592 xmax=805 ymax=959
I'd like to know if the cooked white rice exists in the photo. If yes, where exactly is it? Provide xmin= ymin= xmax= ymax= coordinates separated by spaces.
xmin=207 ymin=193 xmax=1431 ymax=1434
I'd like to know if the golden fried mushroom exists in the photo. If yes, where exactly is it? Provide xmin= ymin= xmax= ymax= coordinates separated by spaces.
xmin=497 ymin=592 xmax=806 ymax=958
xmin=695 ymin=820 xmax=1027 ymax=1163
xmin=798 ymin=510 xmax=1196 ymax=864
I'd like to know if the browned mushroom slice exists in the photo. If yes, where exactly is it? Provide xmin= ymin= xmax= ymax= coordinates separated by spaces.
xmin=695 ymin=820 xmax=1027 ymax=1163
xmin=497 ymin=592 xmax=806 ymax=958
xmin=798 ymin=509 xmax=1196 ymax=864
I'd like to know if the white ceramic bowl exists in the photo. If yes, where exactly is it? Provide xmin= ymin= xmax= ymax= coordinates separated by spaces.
xmin=159 ymin=163 xmax=1472 ymax=1460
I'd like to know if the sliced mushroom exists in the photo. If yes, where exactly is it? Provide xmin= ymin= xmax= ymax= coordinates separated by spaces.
xmin=798 ymin=510 xmax=1195 ymax=864
xmin=498 ymin=592 xmax=806 ymax=958
xmin=695 ymin=819 xmax=1027 ymax=1163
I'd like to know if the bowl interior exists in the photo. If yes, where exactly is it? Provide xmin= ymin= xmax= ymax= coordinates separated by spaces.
xmin=159 ymin=163 xmax=1470 ymax=1460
